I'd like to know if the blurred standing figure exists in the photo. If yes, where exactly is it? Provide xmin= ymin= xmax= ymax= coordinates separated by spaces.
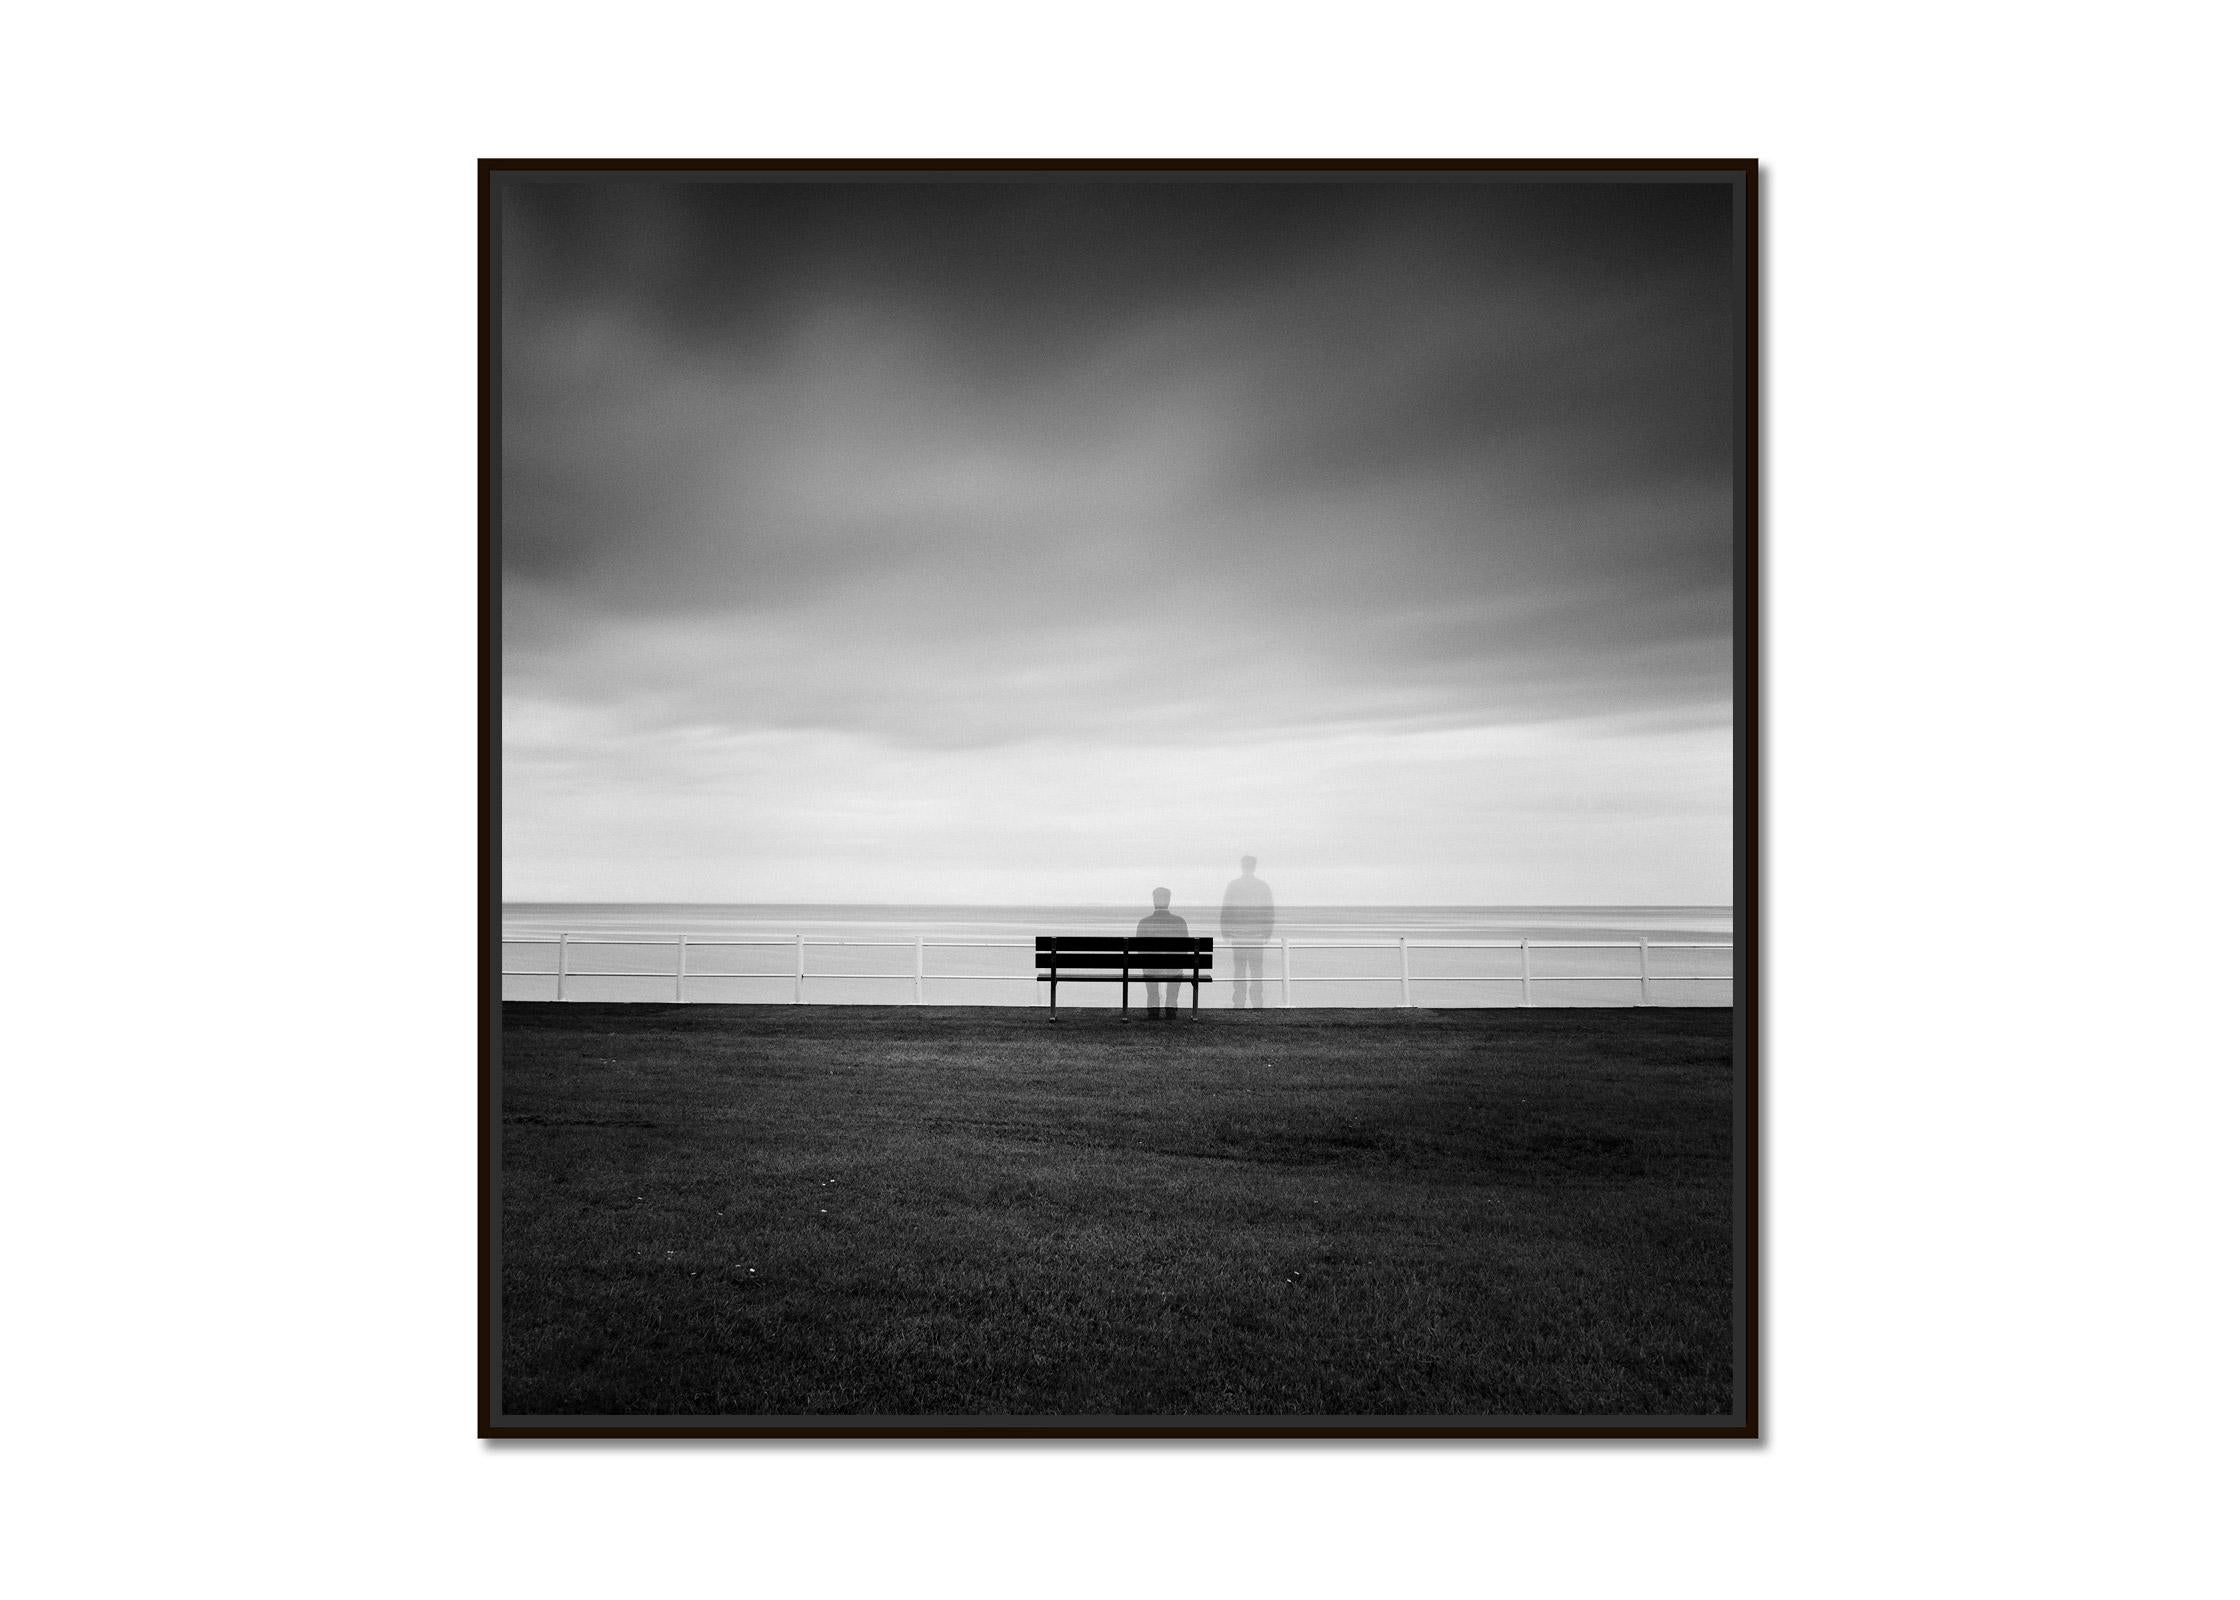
xmin=1135 ymin=888 xmax=1190 ymax=1019
xmin=1221 ymin=856 xmax=1276 ymax=1008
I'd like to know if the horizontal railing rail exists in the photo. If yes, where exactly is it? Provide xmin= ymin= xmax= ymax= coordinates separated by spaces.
xmin=501 ymin=932 xmax=1733 ymax=1007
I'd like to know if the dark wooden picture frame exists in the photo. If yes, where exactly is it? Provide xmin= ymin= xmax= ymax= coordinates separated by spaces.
xmin=480 ymin=158 xmax=1758 ymax=1438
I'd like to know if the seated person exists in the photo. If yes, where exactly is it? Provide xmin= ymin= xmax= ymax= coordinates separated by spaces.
xmin=1135 ymin=888 xmax=1190 ymax=1018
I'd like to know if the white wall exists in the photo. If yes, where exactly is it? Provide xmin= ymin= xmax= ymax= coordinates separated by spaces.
xmin=6 ymin=3 xmax=2233 ymax=1596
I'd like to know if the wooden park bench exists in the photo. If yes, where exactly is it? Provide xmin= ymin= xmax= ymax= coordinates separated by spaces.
xmin=1034 ymin=936 xmax=1213 ymax=1015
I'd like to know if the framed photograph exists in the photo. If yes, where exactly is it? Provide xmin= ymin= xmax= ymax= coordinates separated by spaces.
xmin=481 ymin=159 xmax=1757 ymax=1438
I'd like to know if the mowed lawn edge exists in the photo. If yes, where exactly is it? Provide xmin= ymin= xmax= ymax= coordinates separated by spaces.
xmin=498 ymin=1005 xmax=1735 ymax=1418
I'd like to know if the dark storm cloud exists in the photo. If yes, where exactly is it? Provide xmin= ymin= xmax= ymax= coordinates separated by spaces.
xmin=499 ymin=178 xmax=1734 ymax=751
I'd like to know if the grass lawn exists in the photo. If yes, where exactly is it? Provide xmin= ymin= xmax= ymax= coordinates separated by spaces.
xmin=499 ymin=1004 xmax=1735 ymax=1418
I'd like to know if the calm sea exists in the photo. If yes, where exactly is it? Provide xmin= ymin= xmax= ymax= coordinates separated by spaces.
xmin=501 ymin=904 xmax=1734 ymax=1008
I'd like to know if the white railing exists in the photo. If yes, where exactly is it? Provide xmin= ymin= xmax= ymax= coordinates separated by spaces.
xmin=502 ymin=934 xmax=1733 ymax=1007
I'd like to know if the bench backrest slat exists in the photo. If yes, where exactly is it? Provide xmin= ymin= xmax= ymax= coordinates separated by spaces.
xmin=1034 ymin=936 xmax=1213 ymax=971
xmin=1035 ymin=953 xmax=1208 ymax=970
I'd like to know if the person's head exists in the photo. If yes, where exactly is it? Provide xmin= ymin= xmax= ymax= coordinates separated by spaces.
xmin=1152 ymin=887 xmax=1171 ymax=909
xmin=1241 ymin=855 xmax=1258 ymax=876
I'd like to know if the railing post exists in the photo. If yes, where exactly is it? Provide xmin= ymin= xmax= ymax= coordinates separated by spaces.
xmin=557 ymin=931 xmax=569 ymax=1002
xmin=1399 ymin=936 xmax=1411 ymax=1007
xmin=1639 ymin=937 xmax=1650 ymax=1006
xmin=1521 ymin=939 xmax=1531 ymax=1008
xmin=677 ymin=934 xmax=688 ymax=1003
xmin=794 ymin=934 xmax=805 ymax=1004
xmin=915 ymin=936 xmax=924 ymax=1005
xmin=1281 ymin=937 xmax=1292 ymax=1008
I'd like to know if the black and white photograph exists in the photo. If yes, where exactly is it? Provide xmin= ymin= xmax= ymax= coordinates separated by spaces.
xmin=485 ymin=162 xmax=1756 ymax=1435
xmin=15 ymin=1 xmax=2240 ymax=1591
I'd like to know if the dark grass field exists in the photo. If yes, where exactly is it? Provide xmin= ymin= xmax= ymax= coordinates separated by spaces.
xmin=499 ymin=1004 xmax=1735 ymax=1418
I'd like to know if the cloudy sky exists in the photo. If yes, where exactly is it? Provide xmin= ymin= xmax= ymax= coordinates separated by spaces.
xmin=499 ymin=175 xmax=1737 ymax=906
